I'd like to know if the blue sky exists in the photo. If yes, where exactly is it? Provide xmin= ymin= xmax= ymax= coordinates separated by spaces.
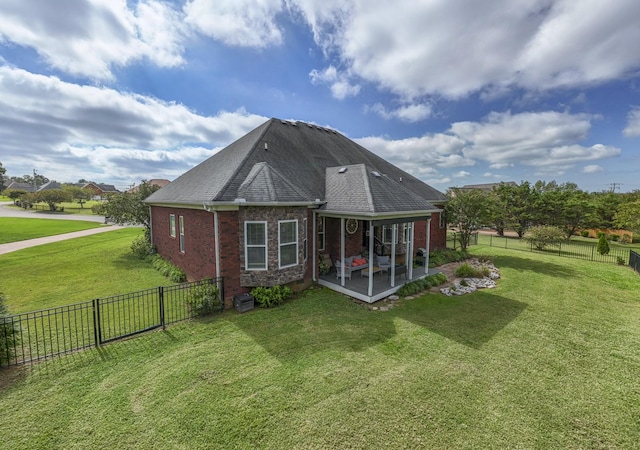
xmin=1 ymin=0 xmax=639 ymax=193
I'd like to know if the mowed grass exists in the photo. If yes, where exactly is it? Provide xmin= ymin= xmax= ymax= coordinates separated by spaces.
xmin=0 ymin=228 xmax=171 ymax=313
xmin=1 ymin=240 xmax=639 ymax=449
xmin=0 ymin=218 xmax=104 ymax=244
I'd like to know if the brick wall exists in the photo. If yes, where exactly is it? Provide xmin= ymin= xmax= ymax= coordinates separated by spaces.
xmin=413 ymin=212 xmax=447 ymax=252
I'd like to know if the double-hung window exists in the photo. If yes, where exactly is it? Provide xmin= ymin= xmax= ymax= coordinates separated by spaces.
xmin=279 ymin=220 xmax=298 ymax=268
xmin=179 ymin=216 xmax=185 ymax=253
xmin=245 ymin=222 xmax=267 ymax=270
xmin=169 ymin=214 xmax=176 ymax=237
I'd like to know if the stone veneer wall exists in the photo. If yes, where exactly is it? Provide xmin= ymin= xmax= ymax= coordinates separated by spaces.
xmin=238 ymin=206 xmax=311 ymax=287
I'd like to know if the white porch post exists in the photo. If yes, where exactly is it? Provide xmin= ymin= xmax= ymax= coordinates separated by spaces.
xmin=340 ymin=217 xmax=346 ymax=286
xmin=408 ymin=222 xmax=414 ymax=280
xmin=368 ymin=221 xmax=374 ymax=296
xmin=312 ymin=211 xmax=317 ymax=282
xmin=424 ymin=217 xmax=431 ymax=274
xmin=390 ymin=224 xmax=397 ymax=287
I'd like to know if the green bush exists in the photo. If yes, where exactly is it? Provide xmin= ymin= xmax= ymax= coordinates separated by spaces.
xmin=609 ymin=234 xmax=619 ymax=242
xmin=396 ymin=273 xmax=448 ymax=297
xmin=616 ymin=256 xmax=626 ymax=266
xmin=454 ymin=263 xmax=481 ymax=278
xmin=186 ymin=280 xmax=220 ymax=316
xmin=148 ymin=255 xmax=187 ymax=282
xmin=131 ymin=234 xmax=152 ymax=259
xmin=251 ymin=285 xmax=293 ymax=308
xmin=524 ymin=225 xmax=565 ymax=251
xmin=580 ymin=230 xmax=590 ymax=238
xmin=597 ymin=234 xmax=610 ymax=256
xmin=0 ymin=291 xmax=20 ymax=366
xmin=428 ymin=249 xmax=469 ymax=268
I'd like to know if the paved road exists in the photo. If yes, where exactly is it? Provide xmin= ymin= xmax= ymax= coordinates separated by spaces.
xmin=0 ymin=202 xmax=123 ymax=255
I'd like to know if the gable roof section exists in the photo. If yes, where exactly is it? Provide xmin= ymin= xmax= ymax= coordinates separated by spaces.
xmin=145 ymin=118 xmax=447 ymax=209
xmin=324 ymin=164 xmax=438 ymax=215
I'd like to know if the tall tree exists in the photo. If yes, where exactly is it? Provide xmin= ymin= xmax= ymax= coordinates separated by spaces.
xmin=614 ymin=201 xmax=640 ymax=233
xmin=445 ymin=188 xmax=493 ymax=250
xmin=494 ymin=181 xmax=538 ymax=238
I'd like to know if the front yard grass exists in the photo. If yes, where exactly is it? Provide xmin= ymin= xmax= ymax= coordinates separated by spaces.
xmin=0 ymin=218 xmax=104 ymax=244
xmin=0 ymin=228 xmax=171 ymax=313
xmin=1 ymin=241 xmax=639 ymax=448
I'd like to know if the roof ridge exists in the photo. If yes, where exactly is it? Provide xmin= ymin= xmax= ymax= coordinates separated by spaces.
xmin=213 ymin=119 xmax=275 ymax=201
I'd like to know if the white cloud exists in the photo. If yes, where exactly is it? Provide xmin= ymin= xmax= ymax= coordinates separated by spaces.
xmin=0 ymin=66 xmax=267 ymax=185
xmin=623 ymin=106 xmax=640 ymax=137
xmin=291 ymin=0 xmax=640 ymax=99
xmin=184 ymin=0 xmax=284 ymax=48
xmin=0 ymin=0 xmax=187 ymax=81
xmin=583 ymin=164 xmax=603 ymax=173
xmin=309 ymin=65 xmax=360 ymax=99
xmin=365 ymin=102 xmax=432 ymax=122
xmin=454 ymin=171 xmax=471 ymax=178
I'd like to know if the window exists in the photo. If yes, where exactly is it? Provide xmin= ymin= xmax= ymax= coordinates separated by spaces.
xmin=279 ymin=220 xmax=298 ymax=268
xmin=303 ymin=218 xmax=308 ymax=261
xmin=318 ymin=216 xmax=325 ymax=251
xmin=169 ymin=214 xmax=176 ymax=237
xmin=245 ymin=222 xmax=267 ymax=270
xmin=439 ymin=211 xmax=446 ymax=229
xmin=179 ymin=216 xmax=185 ymax=253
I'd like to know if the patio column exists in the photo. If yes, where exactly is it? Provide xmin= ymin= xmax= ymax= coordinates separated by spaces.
xmin=340 ymin=217 xmax=346 ymax=286
xmin=368 ymin=221 xmax=374 ymax=297
xmin=408 ymin=222 xmax=414 ymax=280
xmin=312 ymin=211 xmax=317 ymax=282
xmin=424 ymin=217 xmax=431 ymax=275
xmin=390 ymin=224 xmax=397 ymax=288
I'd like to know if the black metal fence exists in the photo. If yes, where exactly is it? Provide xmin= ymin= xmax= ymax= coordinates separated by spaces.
xmin=447 ymin=231 xmax=479 ymax=249
xmin=0 ymin=278 xmax=223 ymax=367
xmin=485 ymin=235 xmax=631 ymax=265
xmin=630 ymin=250 xmax=640 ymax=275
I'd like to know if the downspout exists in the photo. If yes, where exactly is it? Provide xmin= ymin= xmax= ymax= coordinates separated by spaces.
xmin=408 ymin=222 xmax=414 ymax=280
xmin=213 ymin=211 xmax=221 ymax=279
xmin=368 ymin=221 xmax=374 ymax=297
xmin=148 ymin=206 xmax=153 ymax=246
xmin=425 ymin=217 xmax=431 ymax=275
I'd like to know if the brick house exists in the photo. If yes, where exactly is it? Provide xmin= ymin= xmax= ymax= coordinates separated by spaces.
xmin=145 ymin=118 xmax=447 ymax=305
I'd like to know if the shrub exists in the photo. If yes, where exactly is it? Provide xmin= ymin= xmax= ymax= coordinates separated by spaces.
xmin=396 ymin=273 xmax=448 ymax=297
xmin=251 ymin=285 xmax=293 ymax=308
xmin=620 ymin=234 xmax=632 ymax=244
xmin=609 ymin=234 xmax=619 ymax=242
xmin=148 ymin=255 xmax=187 ymax=282
xmin=597 ymin=234 xmax=610 ymax=256
xmin=0 ymin=291 xmax=20 ymax=366
xmin=454 ymin=263 xmax=480 ymax=278
xmin=616 ymin=256 xmax=626 ymax=266
xmin=428 ymin=249 xmax=469 ymax=268
xmin=131 ymin=234 xmax=152 ymax=259
xmin=186 ymin=280 xmax=220 ymax=316
xmin=580 ymin=230 xmax=590 ymax=238
xmin=524 ymin=225 xmax=565 ymax=251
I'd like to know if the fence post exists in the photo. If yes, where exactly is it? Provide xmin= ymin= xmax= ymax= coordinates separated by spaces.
xmin=591 ymin=246 xmax=595 ymax=262
xmin=92 ymin=298 xmax=102 ymax=347
xmin=159 ymin=286 xmax=165 ymax=330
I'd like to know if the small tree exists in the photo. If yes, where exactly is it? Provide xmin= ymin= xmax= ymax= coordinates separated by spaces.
xmin=63 ymin=186 xmax=93 ymax=208
xmin=524 ymin=225 xmax=566 ymax=251
xmin=445 ymin=188 xmax=493 ymax=250
xmin=34 ymin=189 xmax=73 ymax=211
xmin=597 ymin=233 xmax=610 ymax=255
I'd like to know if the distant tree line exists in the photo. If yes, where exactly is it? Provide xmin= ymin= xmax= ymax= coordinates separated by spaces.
xmin=445 ymin=180 xmax=640 ymax=250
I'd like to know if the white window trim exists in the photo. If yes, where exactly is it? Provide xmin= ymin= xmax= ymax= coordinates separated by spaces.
xmin=169 ymin=214 xmax=176 ymax=238
xmin=278 ymin=219 xmax=298 ymax=269
xmin=303 ymin=218 xmax=308 ymax=261
xmin=179 ymin=215 xmax=185 ymax=253
xmin=318 ymin=216 xmax=325 ymax=251
xmin=245 ymin=221 xmax=268 ymax=271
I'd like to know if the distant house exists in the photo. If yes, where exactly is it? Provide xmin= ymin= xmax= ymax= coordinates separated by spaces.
xmin=127 ymin=179 xmax=170 ymax=193
xmin=80 ymin=182 xmax=119 ymax=199
xmin=4 ymin=181 xmax=36 ymax=192
xmin=145 ymin=118 xmax=448 ymax=305
xmin=38 ymin=181 xmax=64 ymax=191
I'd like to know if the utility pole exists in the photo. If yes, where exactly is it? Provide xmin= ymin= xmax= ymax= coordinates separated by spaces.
xmin=33 ymin=169 xmax=37 ymax=193
xmin=608 ymin=182 xmax=622 ymax=193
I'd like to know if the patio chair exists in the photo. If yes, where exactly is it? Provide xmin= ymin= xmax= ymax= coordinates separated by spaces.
xmin=377 ymin=255 xmax=391 ymax=274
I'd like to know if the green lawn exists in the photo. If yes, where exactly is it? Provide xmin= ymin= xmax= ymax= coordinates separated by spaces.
xmin=0 ymin=228 xmax=171 ymax=313
xmin=0 ymin=218 xmax=104 ymax=244
xmin=5 ymin=200 xmax=102 ymax=216
xmin=1 ymin=240 xmax=639 ymax=448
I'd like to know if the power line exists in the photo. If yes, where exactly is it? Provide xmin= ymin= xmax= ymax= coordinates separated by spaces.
xmin=608 ymin=182 xmax=622 ymax=193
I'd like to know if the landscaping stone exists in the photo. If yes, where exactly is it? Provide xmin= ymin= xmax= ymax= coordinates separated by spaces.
xmin=440 ymin=259 xmax=500 ymax=296
xmin=388 ymin=295 xmax=399 ymax=301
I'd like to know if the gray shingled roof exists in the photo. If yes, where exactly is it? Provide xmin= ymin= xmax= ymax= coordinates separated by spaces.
xmin=145 ymin=118 xmax=446 ymax=214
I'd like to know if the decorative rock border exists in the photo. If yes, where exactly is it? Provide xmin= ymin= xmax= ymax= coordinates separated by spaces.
xmin=440 ymin=259 xmax=500 ymax=296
